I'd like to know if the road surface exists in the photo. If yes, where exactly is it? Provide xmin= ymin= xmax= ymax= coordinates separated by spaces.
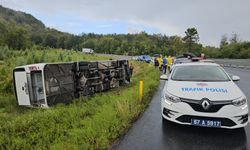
xmin=213 ymin=59 xmax=250 ymax=67
xmin=115 ymin=67 xmax=250 ymax=150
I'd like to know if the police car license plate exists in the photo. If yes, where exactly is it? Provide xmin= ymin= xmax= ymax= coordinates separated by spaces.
xmin=191 ymin=119 xmax=221 ymax=128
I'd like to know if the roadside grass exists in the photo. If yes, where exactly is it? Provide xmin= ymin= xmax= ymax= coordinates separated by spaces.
xmin=0 ymin=61 xmax=160 ymax=149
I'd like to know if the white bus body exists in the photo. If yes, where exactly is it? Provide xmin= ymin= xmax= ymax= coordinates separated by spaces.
xmin=13 ymin=60 xmax=131 ymax=108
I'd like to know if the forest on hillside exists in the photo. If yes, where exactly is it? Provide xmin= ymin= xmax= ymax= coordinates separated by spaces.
xmin=0 ymin=5 xmax=250 ymax=58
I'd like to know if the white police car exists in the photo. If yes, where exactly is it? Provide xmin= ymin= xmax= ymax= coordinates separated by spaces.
xmin=161 ymin=63 xmax=248 ymax=129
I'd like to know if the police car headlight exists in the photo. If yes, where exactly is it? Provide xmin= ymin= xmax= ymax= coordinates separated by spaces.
xmin=232 ymin=97 xmax=247 ymax=106
xmin=165 ymin=92 xmax=181 ymax=103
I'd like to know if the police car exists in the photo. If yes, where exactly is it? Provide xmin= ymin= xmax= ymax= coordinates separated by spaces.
xmin=161 ymin=63 xmax=248 ymax=129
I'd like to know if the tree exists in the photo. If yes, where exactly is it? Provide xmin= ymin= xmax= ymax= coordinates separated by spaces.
xmin=83 ymin=39 xmax=96 ymax=50
xmin=0 ymin=22 xmax=8 ymax=46
xmin=57 ymin=36 xmax=66 ymax=49
xmin=220 ymin=35 xmax=228 ymax=48
xmin=170 ymin=36 xmax=185 ymax=56
xmin=6 ymin=25 xmax=31 ymax=50
xmin=183 ymin=28 xmax=199 ymax=52
xmin=230 ymin=33 xmax=239 ymax=44
xmin=31 ymin=34 xmax=43 ymax=45
xmin=44 ymin=34 xmax=57 ymax=48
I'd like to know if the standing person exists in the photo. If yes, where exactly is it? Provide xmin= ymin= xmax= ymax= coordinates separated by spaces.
xmin=167 ymin=55 xmax=173 ymax=72
xmin=158 ymin=55 xmax=163 ymax=71
xmin=162 ymin=56 xmax=168 ymax=74
xmin=154 ymin=57 xmax=159 ymax=68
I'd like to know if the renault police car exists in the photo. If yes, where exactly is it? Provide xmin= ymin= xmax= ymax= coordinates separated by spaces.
xmin=161 ymin=63 xmax=248 ymax=129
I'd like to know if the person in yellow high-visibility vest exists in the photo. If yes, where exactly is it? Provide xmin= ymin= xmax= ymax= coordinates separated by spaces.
xmin=167 ymin=55 xmax=173 ymax=72
xmin=157 ymin=55 xmax=163 ymax=71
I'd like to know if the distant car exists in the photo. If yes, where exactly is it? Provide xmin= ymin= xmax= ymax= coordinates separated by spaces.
xmin=171 ymin=57 xmax=214 ymax=72
xmin=161 ymin=62 xmax=248 ymax=129
xmin=170 ymin=58 xmax=191 ymax=72
xmin=137 ymin=55 xmax=151 ymax=63
xmin=82 ymin=48 xmax=94 ymax=54
xmin=132 ymin=56 xmax=138 ymax=60
xmin=173 ymin=58 xmax=192 ymax=65
xmin=176 ymin=52 xmax=196 ymax=59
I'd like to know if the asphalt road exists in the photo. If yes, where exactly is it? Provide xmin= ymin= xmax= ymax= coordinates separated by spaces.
xmin=115 ymin=67 xmax=250 ymax=150
xmin=213 ymin=59 xmax=250 ymax=67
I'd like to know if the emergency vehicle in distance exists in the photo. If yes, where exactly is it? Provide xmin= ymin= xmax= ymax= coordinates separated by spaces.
xmin=161 ymin=62 xmax=248 ymax=129
xmin=13 ymin=60 xmax=131 ymax=108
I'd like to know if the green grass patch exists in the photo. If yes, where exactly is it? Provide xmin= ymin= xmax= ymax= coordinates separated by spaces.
xmin=0 ymin=60 xmax=160 ymax=149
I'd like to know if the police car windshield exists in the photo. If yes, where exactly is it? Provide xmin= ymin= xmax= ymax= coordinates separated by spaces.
xmin=171 ymin=65 xmax=230 ymax=82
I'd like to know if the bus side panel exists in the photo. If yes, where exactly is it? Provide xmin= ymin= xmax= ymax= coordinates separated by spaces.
xmin=14 ymin=71 xmax=31 ymax=106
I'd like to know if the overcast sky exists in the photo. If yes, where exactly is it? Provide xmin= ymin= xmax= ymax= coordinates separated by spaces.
xmin=1 ymin=0 xmax=250 ymax=46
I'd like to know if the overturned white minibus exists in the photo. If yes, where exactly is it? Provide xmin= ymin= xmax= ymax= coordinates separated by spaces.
xmin=13 ymin=60 xmax=131 ymax=108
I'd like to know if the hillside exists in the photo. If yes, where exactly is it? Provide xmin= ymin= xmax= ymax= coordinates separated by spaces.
xmin=0 ymin=5 xmax=74 ymax=50
xmin=0 ymin=5 xmax=45 ymax=31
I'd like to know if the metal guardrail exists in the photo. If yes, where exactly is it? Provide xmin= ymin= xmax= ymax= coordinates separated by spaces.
xmin=212 ymin=59 xmax=250 ymax=70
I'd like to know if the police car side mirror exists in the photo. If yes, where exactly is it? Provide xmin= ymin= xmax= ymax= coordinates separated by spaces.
xmin=232 ymin=75 xmax=240 ymax=81
xmin=160 ymin=74 xmax=168 ymax=80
